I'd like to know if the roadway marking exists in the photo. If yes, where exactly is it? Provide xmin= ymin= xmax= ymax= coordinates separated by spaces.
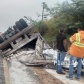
xmin=3 ymin=58 xmax=11 ymax=84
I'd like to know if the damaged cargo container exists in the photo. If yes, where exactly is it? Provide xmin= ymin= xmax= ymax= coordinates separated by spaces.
xmin=0 ymin=19 xmax=51 ymax=65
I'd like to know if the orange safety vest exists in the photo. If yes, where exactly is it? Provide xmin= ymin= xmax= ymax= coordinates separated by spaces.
xmin=69 ymin=31 xmax=84 ymax=58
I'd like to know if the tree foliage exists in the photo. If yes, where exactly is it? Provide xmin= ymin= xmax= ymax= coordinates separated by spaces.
xmin=25 ymin=0 xmax=84 ymax=40
xmin=48 ymin=0 xmax=84 ymax=35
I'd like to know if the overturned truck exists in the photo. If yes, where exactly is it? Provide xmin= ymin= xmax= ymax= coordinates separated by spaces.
xmin=0 ymin=18 xmax=51 ymax=65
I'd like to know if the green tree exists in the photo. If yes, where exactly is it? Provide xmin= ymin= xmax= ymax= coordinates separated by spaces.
xmin=49 ymin=0 xmax=84 ymax=35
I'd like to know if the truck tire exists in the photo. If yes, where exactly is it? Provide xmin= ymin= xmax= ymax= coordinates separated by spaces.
xmin=13 ymin=25 xmax=20 ymax=33
xmin=13 ymin=25 xmax=17 ymax=30
xmin=19 ymin=18 xmax=28 ymax=28
xmin=0 ymin=36 xmax=4 ymax=43
xmin=15 ymin=21 xmax=24 ymax=31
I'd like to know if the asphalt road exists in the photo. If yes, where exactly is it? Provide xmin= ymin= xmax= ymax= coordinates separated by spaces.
xmin=0 ymin=55 xmax=5 ymax=84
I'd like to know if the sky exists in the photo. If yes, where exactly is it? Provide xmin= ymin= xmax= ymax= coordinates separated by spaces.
xmin=0 ymin=0 xmax=68 ymax=33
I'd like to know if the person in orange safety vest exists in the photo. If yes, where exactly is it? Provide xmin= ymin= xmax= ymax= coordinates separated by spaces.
xmin=66 ymin=24 xmax=84 ymax=80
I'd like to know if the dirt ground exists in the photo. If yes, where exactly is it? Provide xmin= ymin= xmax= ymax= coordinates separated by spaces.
xmin=30 ymin=66 xmax=64 ymax=84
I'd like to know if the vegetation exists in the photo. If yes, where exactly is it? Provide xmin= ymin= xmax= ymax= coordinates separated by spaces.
xmin=27 ymin=0 xmax=84 ymax=47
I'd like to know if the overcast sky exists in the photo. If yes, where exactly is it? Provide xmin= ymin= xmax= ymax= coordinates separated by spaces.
xmin=0 ymin=0 xmax=68 ymax=33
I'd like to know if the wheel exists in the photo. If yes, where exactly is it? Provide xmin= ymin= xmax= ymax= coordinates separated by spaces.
xmin=0 ymin=36 xmax=4 ymax=43
xmin=15 ymin=21 xmax=24 ymax=31
xmin=13 ymin=25 xmax=20 ymax=33
xmin=13 ymin=25 xmax=17 ymax=30
xmin=19 ymin=18 xmax=28 ymax=28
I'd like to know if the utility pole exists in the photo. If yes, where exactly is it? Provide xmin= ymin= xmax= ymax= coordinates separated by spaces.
xmin=42 ymin=2 xmax=45 ymax=21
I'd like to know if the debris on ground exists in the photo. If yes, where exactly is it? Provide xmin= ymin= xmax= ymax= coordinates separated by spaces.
xmin=9 ymin=55 xmax=43 ymax=84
